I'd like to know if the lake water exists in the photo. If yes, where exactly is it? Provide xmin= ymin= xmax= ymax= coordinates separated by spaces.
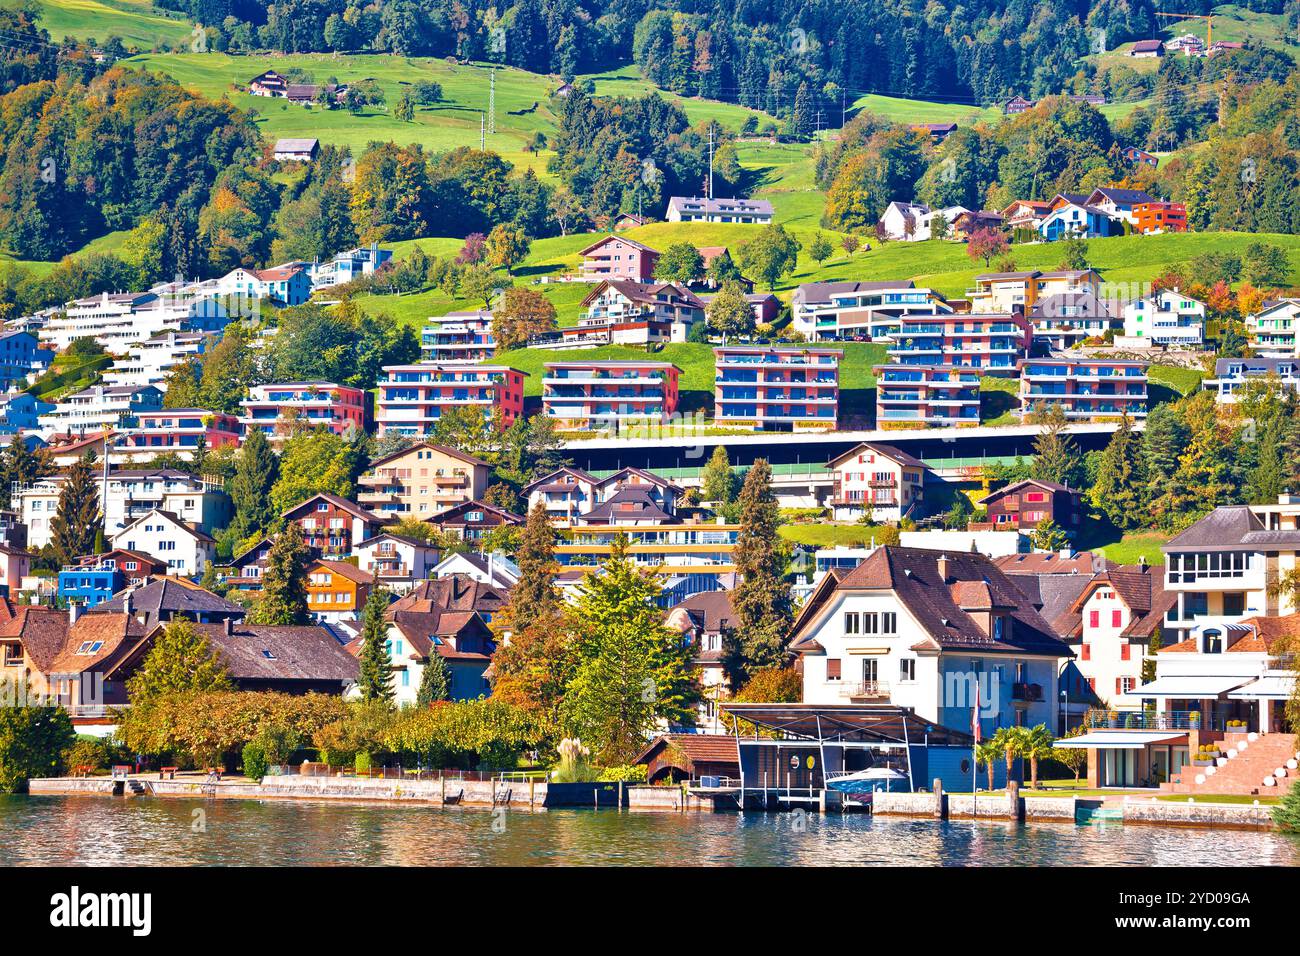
xmin=3 ymin=795 xmax=1299 ymax=866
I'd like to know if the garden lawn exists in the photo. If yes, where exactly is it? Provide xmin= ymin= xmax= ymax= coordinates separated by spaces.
xmin=779 ymin=523 xmax=878 ymax=548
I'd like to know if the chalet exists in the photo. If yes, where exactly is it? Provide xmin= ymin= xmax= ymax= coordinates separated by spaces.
xmin=612 ymin=212 xmax=647 ymax=231
xmin=1129 ymin=39 xmax=1165 ymax=58
xmin=523 ymin=466 xmax=599 ymax=525
xmin=426 ymin=500 xmax=524 ymax=542
xmin=247 ymin=70 xmax=288 ymax=96
xmin=573 ymin=280 xmax=704 ymax=344
xmin=1121 ymin=145 xmax=1159 ymax=168
xmin=665 ymin=590 xmax=738 ymax=732
xmin=356 ymin=608 xmax=495 ymax=704
xmin=950 ymin=209 xmax=1004 ymax=237
xmin=388 ymin=573 xmax=510 ymax=625
xmin=979 ymin=479 xmax=1081 ymax=533
xmin=1001 ymin=199 xmax=1051 ymax=232
xmin=665 ymin=196 xmax=773 ymax=225
xmin=826 ymin=442 xmax=928 ymax=522
xmin=1067 ymin=94 xmax=1106 ymax=107
xmin=305 ymin=559 xmax=373 ymax=624
xmin=1003 ymin=96 xmax=1036 ymax=114
xmin=910 ymin=122 xmax=957 ymax=141
xmin=273 ymin=138 xmax=319 ymax=162
xmin=283 ymin=493 xmax=390 ymax=557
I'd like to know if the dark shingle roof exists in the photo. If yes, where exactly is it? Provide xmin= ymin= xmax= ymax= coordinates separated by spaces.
xmin=91 ymin=578 xmax=244 ymax=624
xmin=193 ymin=622 xmax=359 ymax=683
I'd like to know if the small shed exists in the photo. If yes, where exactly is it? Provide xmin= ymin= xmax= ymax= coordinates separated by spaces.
xmin=635 ymin=734 xmax=740 ymax=783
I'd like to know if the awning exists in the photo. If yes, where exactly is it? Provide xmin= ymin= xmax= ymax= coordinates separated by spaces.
xmin=1054 ymin=732 xmax=1186 ymax=750
xmin=1228 ymin=675 xmax=1297 ymax=700
xmin=1132 ymin=675 xmax=1252 ymax=698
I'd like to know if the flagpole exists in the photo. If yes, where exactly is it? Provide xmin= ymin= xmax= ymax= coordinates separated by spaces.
xmin=971 ymin=679 xmax=979 ymax=818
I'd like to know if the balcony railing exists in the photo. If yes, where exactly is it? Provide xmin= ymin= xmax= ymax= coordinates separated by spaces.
xmin=1084 ymin=710 xmax=1222 ymax=732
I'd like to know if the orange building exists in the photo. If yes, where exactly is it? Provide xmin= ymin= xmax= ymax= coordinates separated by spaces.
xmin=306 ymin=559 xmax=374 ymax=624
xmin=1133 ymin=202 xmax=1187 ymax=235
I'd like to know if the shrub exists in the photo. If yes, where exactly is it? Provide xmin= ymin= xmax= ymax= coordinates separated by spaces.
xmin=0 ymin=691 xmax=76 ymax=792
xmin=354 ymin=751 xmax=372 ymax=773
xmin=241 ymin=740 xmax=268 ymax=781
xmin=62 ymin=736 xmax=114 ymax=774
xmin=596 ymin=764 xmax=648 ymax=783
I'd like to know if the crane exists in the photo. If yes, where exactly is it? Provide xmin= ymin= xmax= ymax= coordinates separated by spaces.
xmin=1155 ymin=11 xmax=1214 ymax=49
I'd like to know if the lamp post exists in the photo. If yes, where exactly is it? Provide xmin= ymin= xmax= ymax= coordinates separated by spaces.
xmin=1059 ymin=688 xmax=1068 ymax=736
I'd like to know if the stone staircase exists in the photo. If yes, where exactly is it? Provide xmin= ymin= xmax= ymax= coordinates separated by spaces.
xmin=1162 ymin=732 xmax=1299 ymax=796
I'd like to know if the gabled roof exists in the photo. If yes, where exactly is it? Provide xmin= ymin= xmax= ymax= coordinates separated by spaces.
xmin=579 ymin=279 xmax=704 ymax=309
xmin=0 ymin=606 xmax=69 ymax=673
xmin=790 ymin=547 xmax=1072 ymax=659
xmin=994 ymin=552 xmax=1108 ymax=575
xmin=1066 ymin=564 xmax=1174 ymax=639
xmin=355 ymin=531 xmax=440 ymax=551
xmin=580 ymin=486 xmax=677 ymax=524
xmin=113 ymin=508 xmax=214 ymax=544
xmin=668 ymin=590 xmax=736 ymax=634
xmin=387 ymin=574 xmax=509 ymax=617
xmin=427 ymin=499 xmax=525 ymax=525
xmin=282 ymin=492 xmax=386 ymax=523
xmin=1163 ymin=506 xmax=1272 ymax=553
xmin=48 ymin=612 xmax=150 ymax=676
xmin=522 ymin=466 xmax=597 ymax=496
xmin=979 ymin=479 xmax=1077 ymax=504
xmin=578 ymin=234 xmax=659 ymax=256
xmin=593 ymin=466 xmax=683 ymax=495
xmin=91 ymin=577 xmax=244 ymax=623
xmin=634 ymin=733 xmax=739 ymax=768
xmin=190 ymin=622 xmax=359 ymax=683
xmin=366 ymin=440 xmax=491 ymax=471
xmin=827 ymin=441 xmax=928 ymax=471
xmin=1085 ymin=186 xmax=1156 ymax=206
xmin=387 ymin=610 xmax=493 ymax=661
xmin=310 ymin=559 xmax=374 ymax=586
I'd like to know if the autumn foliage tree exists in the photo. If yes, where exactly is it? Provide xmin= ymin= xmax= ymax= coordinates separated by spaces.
xmin=491 ymin=287 xmax=557 ymax=350
xmin=966 ymin=227 xmax=1009 ymax=267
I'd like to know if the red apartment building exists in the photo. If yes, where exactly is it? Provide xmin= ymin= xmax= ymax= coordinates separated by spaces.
xmin=238 ymin=382 xmax=366 ymax=445
xmin=542 ymin=361 xmax=679 ymax=431
xmin=121 ymin=409 xmax=241 ymax=457
xmin=1018 ymin=357 xmax=1148 ymax=421
xmin=713 ymin=346 xmax=840 ymax=431
xmin=375 ymin=364 xmax=526 ymax=437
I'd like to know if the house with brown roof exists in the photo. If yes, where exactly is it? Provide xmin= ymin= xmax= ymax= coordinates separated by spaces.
xmin=826 ymin=442 xmax=928 ymax=522
xmin=523 ymin=466 xmax=599 ymax=525
xmin=350 ymin=608 xmax=495 ymax=704
xmin=388 ymin=573 xmax=511 ymax=628
xmin=635 ymin=733 xmax=739 ymax=783
xmin=0 ymin=606 xmax=71 ymax=699
xmin=283 ymin=493 xmax=390 ymax=557
xmin=306 ymin=559 xmax=374 ymax=624
xmin=790 ymin=547 xmax=1073 ymax=735
xmin=578 ymin=235 xmax=659 ymax=282
xmin=426 ymin=500 xmax=523 ymax=542
xmin=978 ymin=479 xmax=1081 ymax=533
xmin=353 ymin=532 xmax=441 ymax=594
xmin=92 ymin=577 xmax=245 ymax=626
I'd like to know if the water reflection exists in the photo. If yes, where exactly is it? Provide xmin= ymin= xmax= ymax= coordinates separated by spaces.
xmin=1 ymin=796 xmax=1297 ymax=866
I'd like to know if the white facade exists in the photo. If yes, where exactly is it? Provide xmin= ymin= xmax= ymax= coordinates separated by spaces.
xmin=41 ymin=292 xmax=227 ymax=355
xmin=37 ymin=385 xmax=163 ymax=436
xmin=1076 ymin=585 xmax=1152 ymax=709
xmin=791 ymin=282 xmax=950 ymax=341
xmin=354 ymin=534 xmax=442 ymax=594
xmin=15 ymin=470 xmax=228 ymax=549
xmin=111 ymin=509 xmax=215 ymax=576
xmin=877 ymin=201 xmax=930 ymax=241
xmin=1122 ymin=290 xmax=1206 ymax=347
xmin=1248 ymin=299 xmax=1300 ymax=355
xmin=102 ymin=331 xmax=213 ymax=391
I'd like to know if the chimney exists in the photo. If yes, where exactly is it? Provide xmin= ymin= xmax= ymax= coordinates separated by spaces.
xmin=1138 ymin=554 xmax=1147 ymax=571
xmin=224 ymin=616 xmax=234 ymax=636
xmin=123 ymin=590 xmax=132 ymax=617
xmin=68 ymin=601 xmax=82 ymax=625
xmin=936 ymin=554 xmax=950 ymax=584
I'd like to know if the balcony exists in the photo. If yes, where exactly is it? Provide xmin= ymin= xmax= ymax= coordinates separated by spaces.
xmin=826 ymin=680 xmax=892 ymax=700
xmin=1012 ymin=682 xmax=1043 ymax=703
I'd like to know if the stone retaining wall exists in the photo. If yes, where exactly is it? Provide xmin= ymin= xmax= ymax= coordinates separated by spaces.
xmin=1122 ymin=799 xmax=1276 ymax=831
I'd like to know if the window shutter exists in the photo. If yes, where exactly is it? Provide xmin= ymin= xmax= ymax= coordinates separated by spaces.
xmin=1081 ymin=643 xmax=1091 ymax=661
xmin=827 ymin=659 xmax=842 ymax=680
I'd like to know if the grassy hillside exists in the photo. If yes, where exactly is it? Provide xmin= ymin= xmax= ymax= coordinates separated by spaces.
xmin=849 ymin=93 xmax=999 ymax=126
xmin=30 ymin=0 xmax=193 ymax=49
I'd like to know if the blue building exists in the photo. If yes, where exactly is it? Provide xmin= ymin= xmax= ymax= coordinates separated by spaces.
xmin=0 ymin=392 xmax=55 ymax=434
xmin=0 ymin=330 xmax=52 ymax=390
xmin=58 ymin=564 xmax=125 ymax=607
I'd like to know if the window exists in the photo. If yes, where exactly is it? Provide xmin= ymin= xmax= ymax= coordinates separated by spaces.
xmin=1111 ymin=610 xmax=1122 ymax=628
xmin=262 ymin=650 xmax=277 ymax=660
xmin=1120 ymin=677 xmax=1135 ymax=694
xmin=1089 ymin=610 xmax=1099 ymax=628
xmin=899 ymin=658 xmax=915 ymax=682
xmin=1120 ymin=644 xmax=1131 ymax=661
xmin=844 ymin=612 xmax=860 ymax=635
xmin=827 ymin=659 xmax=842 ymax=680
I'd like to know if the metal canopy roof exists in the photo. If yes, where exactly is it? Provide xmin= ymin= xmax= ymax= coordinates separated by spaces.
xmin=1228 ymin=675 xmax=1297 ymax=700
xmin=721 ymin=703 xmax=973 ymax=746
xmin=1053 ymin=731 xmax=1187 ymax=750
xmin=1134 ymin=675 xmax=1253 ymax=697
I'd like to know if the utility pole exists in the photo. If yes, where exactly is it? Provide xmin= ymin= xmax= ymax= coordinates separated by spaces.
xmin=815 ymin=109 xmax=823 ymax=139
xmin=488 ymin=68 xmax=496 ymax=135
xmin=841 ymin=90 xmax=846 ymax=128
xmin=480 ymin=112 xmax=485 ymax=150
xmin=707 ymin=123 xmax=714 ymax=200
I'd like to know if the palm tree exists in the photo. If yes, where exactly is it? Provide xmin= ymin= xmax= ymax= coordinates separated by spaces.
xmin=992 ymin=725 xmax=1029 ymax=785
xmin=1023 ymin=724 xmax=1056 ymax=790
xmin=975 ymin=740 xmax=1002 ymax=792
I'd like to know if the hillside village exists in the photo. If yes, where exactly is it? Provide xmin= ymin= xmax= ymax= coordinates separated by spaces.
xmin=3 ymin=0 xmax=1300 ymax=845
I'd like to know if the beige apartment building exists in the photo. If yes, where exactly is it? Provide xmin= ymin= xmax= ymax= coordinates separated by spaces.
xmin=356 ymin=442 xmax=491 ymax=520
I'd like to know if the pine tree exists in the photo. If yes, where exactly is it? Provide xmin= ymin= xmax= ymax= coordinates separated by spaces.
xmin=1141 ymin=402 xmax=1189 ymax=503
xmin=701 ymin=445 xmax=736 ymax=509
xmin=1030 ymin=516 xmax=1070 ymax=552
xmin=0 ymin=436 xmax=50 ymax=510
xmin=126 ymin=618 xmax=233 ymax=701
xmin=1028 ymin=403 xmax=1080 ymax=487
xmin=730 ymin=459 xmax=793 ymax=678
xmin=1273 ymin=781 xmax=1300 ymax=832
xmin=1090 ymin=412 xmax=1145 ymax=529
xmin=356 ymin=585 xmax=394 ymax=703
xmin=1141 ymin=628 xmax=1161 ymax=686
xmin=229 ymin=427 xmax=279 ymax=540
xmin=50 ymin=453 xmax=102 ymax=566
xmin=252 ymin=525 xmax=310 ymax=625
xmin=416 ymin=652 xmax=451 ymax=706
xmin=504 ymin=501 xmax=559 ymax=635
xmin=562 ymin=537 xmax=698 ymax=763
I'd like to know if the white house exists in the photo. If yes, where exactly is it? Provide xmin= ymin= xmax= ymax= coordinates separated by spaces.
xmin=102 ymin=330 xmax=215 ymax=391
xmin=1247 ymin=298 xmax=1300 ymax=355
xmin=665 ymin=196 xmax=773 ymax=224
xmin=876 ymin=201 xmax=931 ymax=241
xmin=1122 ymin=290 xmax=1206 ymax=347
xmin=430 ymin=551 xmax=520 ymax=589
xmin=1204 ymin=357 xmax=1300 ymax=405
xmin=790 ymin=547 xmax=1071 ymax=736
xmin=273 ymin=137 xmax=319 ymax=162
xmin=111 ymin=508 xmax=216 ymax=576
xmin=354 ymin=532 xmax=442 ymax=594
xmin=310 ymin=244 xmax=393 ymax=288
xmin=825 ymin=442 xmax=928 ymax=522
xmin=212 ymin=264 xmax=313 ymax=307
xmin=790 ymin=280 xmax=951 ymax=341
